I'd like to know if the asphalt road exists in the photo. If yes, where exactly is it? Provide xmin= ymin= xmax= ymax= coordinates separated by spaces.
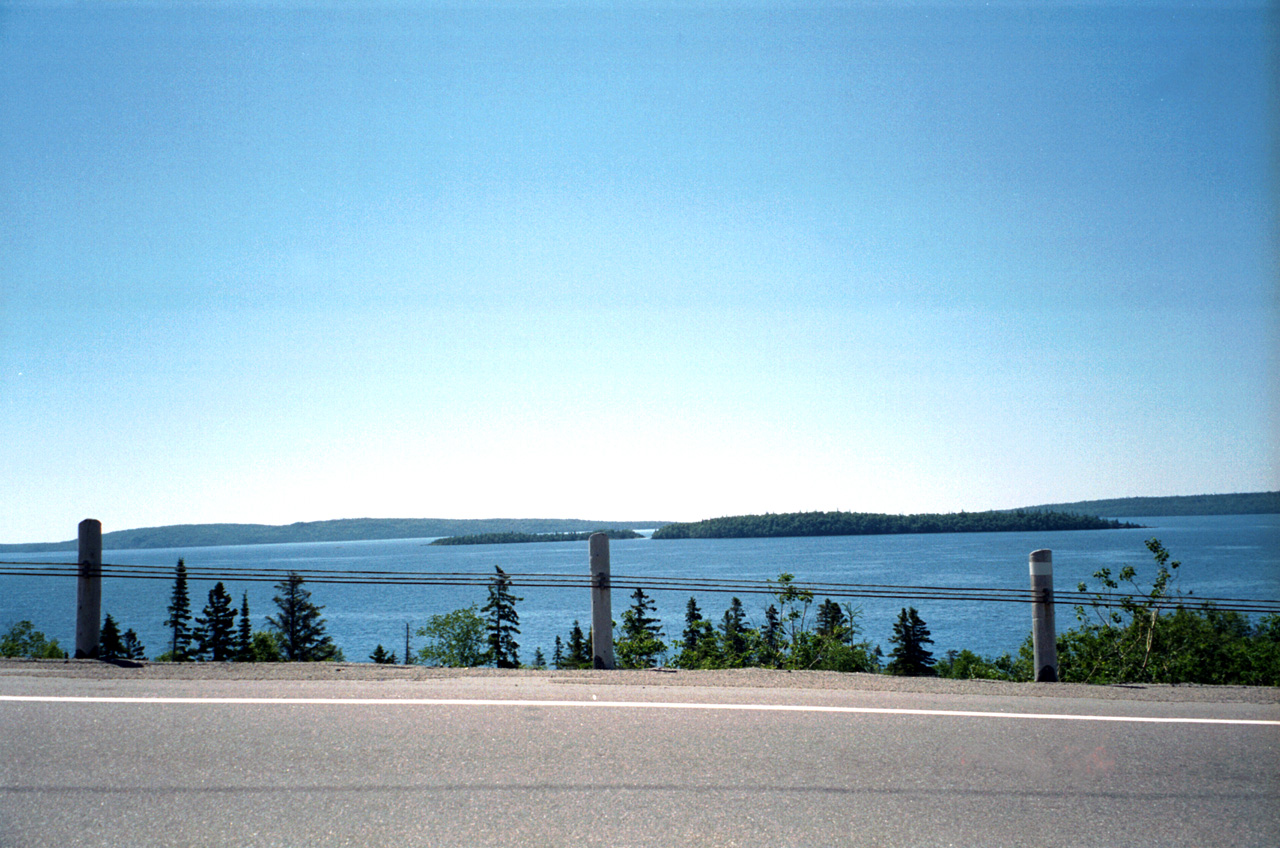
xmin=2 ymin=664 xmax=1277 ymax=848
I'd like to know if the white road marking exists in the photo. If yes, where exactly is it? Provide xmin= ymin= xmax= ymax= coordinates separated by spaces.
xmin=1 ymin=695 xmax=1276 ymax=725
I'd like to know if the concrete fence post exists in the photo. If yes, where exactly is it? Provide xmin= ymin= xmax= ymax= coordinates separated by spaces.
xmin=589 ymin=532 xmax=615 ymax=669
xmin=75 ymin=519 xmax=103 ymax=659
xmin=1029 ymin=549 xmax=1058 ymax=682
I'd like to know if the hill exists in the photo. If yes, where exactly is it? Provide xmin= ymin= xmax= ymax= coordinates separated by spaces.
xmin=0 ymin=517 xmax=667 ymax=553
xmin=1015 ymin=491 xmax=1279 ymax=518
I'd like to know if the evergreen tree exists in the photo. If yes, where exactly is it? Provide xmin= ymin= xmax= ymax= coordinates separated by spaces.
xmin=99 ymin=614 xmax=124 ymax=660
xmin=163 ymin=558 xmax=193 ymax=661
xmin=719 ymin=597 xmax=751 ymax=666
xmin=760 ymin=604 xmax=784 ymax=667
xmin=566 ymin=620 xmax=590 ymax=669
xmin=481 ymin=566 xmax=522 ymax=668
xmin=266 ymin=572 xmax=339 ymax=661
xmin=370 ymin=644 xmax=397 ymax=663
xmin=552 ymin=635 xmax=565 ymax=669
xmin=235 ymin=593 xmax=253 ymax=662
xmin=617 ymin=587 xmax=666 ymax=668
xmin=816 ymin=599 xmax=847 ymax=640
xmin=195 ymin=582 xmax=237 ymax=661
xmin=121 ymin=629 xmax=146 ymax=660
xmin=887 ymin=607 xmax=936 ymax=676
xmin=675 ymin=597 xmax=716 ymax=668
xmin=532 ymin=647 xmax=546 ymax=669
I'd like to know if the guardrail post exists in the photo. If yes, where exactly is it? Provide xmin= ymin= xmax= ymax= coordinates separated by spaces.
xmin=75 ymin=519 xmax=102 ymax=659
xmin=589 ymin=533 xmax=615 ymax=669
xmin=1029 ymin=549 xmax=1058 ymax=682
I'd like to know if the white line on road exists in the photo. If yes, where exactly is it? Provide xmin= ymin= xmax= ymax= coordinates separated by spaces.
xmin=2 ymin=695 xmax=1277 ymax=725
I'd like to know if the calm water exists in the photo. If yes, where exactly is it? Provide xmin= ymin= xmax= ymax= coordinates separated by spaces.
xmin=3 ymin=514 xmax=1276 ymax=663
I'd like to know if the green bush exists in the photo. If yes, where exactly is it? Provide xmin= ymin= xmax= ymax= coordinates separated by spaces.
xmin=0 ymin=621 xmax=67 ymax=659
xmin=1060 ymin=539 xmax=1280 ymax=685
xmin=417 ymin=606 xmax=487 ymax=667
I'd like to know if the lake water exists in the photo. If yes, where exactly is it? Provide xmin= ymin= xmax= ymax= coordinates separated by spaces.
xmin=2 ymin=514 xmax=1277 ymax=664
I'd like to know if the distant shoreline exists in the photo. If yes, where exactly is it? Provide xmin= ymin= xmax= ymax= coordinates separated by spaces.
xmin=2 ymin=491 xmax=1273 ymax=552
xmin=430 ymin=529 xmax=644 ymax=546
xmin=0 ymin=518 xmax=668 ymax=553
xmin=1015 ymin=491 xmax=1279 ymax=518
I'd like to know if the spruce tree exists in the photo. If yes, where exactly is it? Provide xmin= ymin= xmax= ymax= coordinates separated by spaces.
xmin=195 ymin=582 xmax=237 ymax=661
xmin=99 ymin=614 xmax=124 ymax=660
xmin=370 ymin=644 xmax=397 ymax=663
xmin=719 ymin=596 xmax=751 ymax=666
xmin=887 ymin=607 xmax=936 ymax=676
xmin=816 ymin=599 xmax=847 ymax=640
xmin=675 ymin=597 xmax=716 ymax=668
xmin=532 ymin=647 xmax=546 ymax=669
xmin=236 ymin=593 xmax=253 ymax=661
xmin=121 ymin=629 xmax=146 ymax=660
xmin=617 ymin=587 xmax=665 ymax=668
xmin=761 ymin=604 xmax=783 ymax=667
xmin=481 ymin=565 xmax=521 ymax=668
xmin=566 ymin=621 xmax=590 ymax=669
xmin=552 ymin=635 xmax=565 ymax=669
xmin=266 ymin=572 xmax=339 ymax=661
xmin=163 ymin=558 xmax=193 ymax=661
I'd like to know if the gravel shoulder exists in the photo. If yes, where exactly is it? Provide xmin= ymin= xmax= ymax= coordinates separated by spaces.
xmin=3 ymin=658 xmax=1277 ymax=705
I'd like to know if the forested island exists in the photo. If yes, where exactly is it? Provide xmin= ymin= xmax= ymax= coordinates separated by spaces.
xmin=650 ymin=510 xmax=1137 ymax=540
xmin=430 ymin=529 xmax=644 ymax=546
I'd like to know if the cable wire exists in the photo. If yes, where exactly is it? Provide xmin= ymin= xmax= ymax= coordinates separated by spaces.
xmin=3 ymin=560 xmax=1278 ymax=614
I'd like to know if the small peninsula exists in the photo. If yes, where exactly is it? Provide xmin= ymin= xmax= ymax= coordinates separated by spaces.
xmin=650 ymin=510 xmax=1137 ymax=540
xmin=430 ymin=529 xmax=644 ymax=546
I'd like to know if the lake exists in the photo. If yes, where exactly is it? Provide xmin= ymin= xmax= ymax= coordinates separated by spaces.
xmin=2 ymin=514 xmax=1277 ymax=664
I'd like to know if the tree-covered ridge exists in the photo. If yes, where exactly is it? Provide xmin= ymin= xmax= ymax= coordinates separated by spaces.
xmin=430 ymin=529 xmax=643 ymax=546
xmin=650 ymin=510 xmax=1136 ymax=540
xmin=1014 ymin=491 xmax=1280 ymax=518
xmin=0 ymin=517 xmax=666 ymax=552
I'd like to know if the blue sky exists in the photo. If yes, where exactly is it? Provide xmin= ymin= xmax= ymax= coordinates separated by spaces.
xmin=2 ymin=2 xmax=1275 ymax=543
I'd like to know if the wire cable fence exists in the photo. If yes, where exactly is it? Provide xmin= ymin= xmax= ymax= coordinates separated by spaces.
xmin=4 ymin=560 xmax=1280 ymax=615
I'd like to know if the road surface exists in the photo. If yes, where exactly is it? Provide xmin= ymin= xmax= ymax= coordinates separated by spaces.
xmin=2 ymin=662 xmax=1277 ymax=847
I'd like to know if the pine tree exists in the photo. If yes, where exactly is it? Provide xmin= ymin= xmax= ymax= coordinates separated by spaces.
xmin=761 ymin=604 xmax=783 ymax=667
xmin=566 ymin=621 xmax=590 ymax=669
xmin=99 ymin=614 xmax=124 ymax=660
xmin=195 ymin=582 xmax=237 ymax=661
xmin=532 ymin=647 xmax=546 ymax=669
xmin=481 ymin=566 xmax=521 ymax=668
xmin=236 ymin=593 xmax=253 ymax=662
xmin=617 ymin=587 xmax=665 ymax=668
xmin=887 ymin=607 xmax=936 ymax=676
xmin=552 ymin=635 xmax=565 ymax=669
xmin=121 ymin=629 xmax=146 ymax=660
xmin=266 ymin=572 xmax=339 ymax=661
xmin=719 ymin=596 xmax=751 ymax=666
xmin=816 ymin=599 xmax=847 ymax=640
xmin=675 ymin=597 xmax=716 ymax=668
xmin=370 ymin=644 xmax=397 ymax=664
xmin=163 ymin=558 xmax=193 ymax=661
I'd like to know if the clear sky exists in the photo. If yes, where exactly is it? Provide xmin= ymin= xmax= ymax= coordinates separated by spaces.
xmin=2 ymin=1 xmax=1276 ymax=543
